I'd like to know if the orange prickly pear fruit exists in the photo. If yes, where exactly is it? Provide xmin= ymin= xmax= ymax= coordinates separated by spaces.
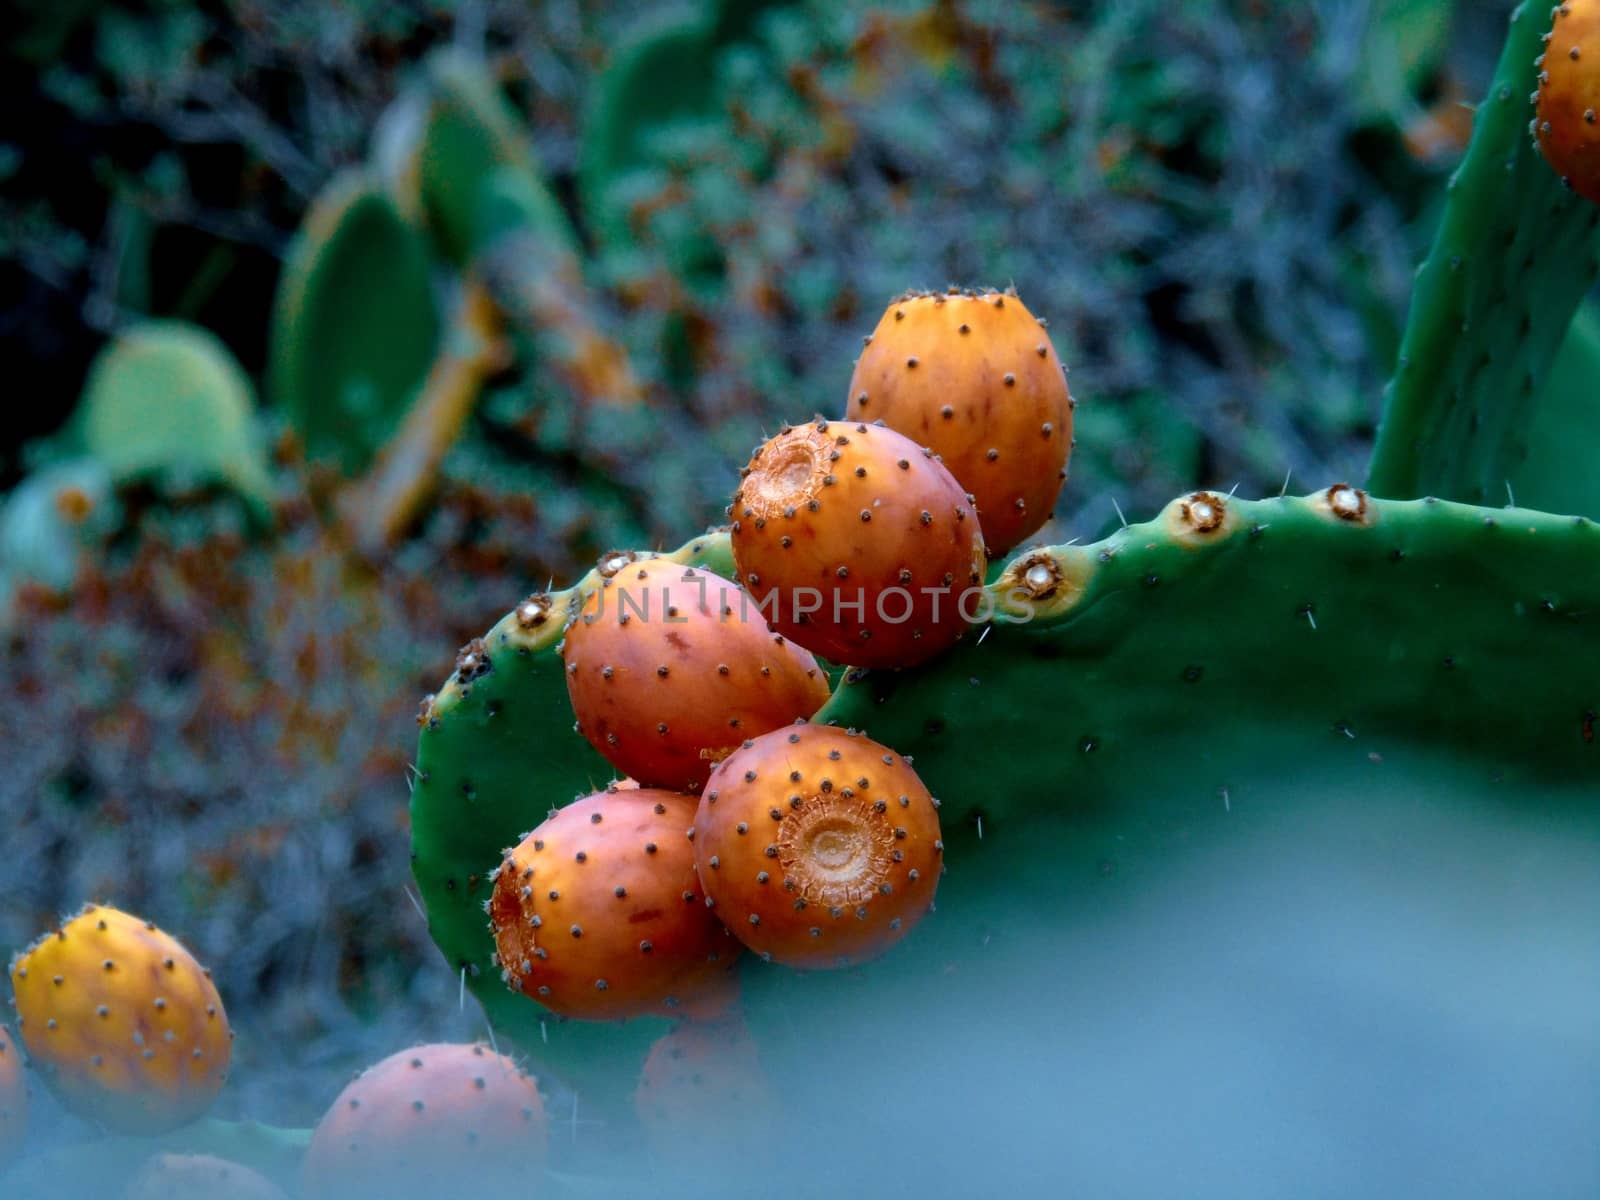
xmin=302 ymin=1043 xmax=545 ymax=1198
xmin=1535 ymin=0 xmax=1600 ymax=203
xmin=694 ymin=724 xmax=943 ymax=968
xmin=845 ymin=287 xmax=1074 ymax=556
xmin=634 ymin=1014 xmax=778 ymax=1163
xmin=563 ymin=559 xmax=830 ymax=790
xmin=9 ymin=904 xmax=231 ymax=1134
xmin=0 ymin=1024 xmax=26 ymax=1169
xmin=126 ymin=1153 xmax=288 ymax=1200
xmin=489 ymin=787 xmax=742 ymax=1020
xmin=730 ymin=420 xmax=986 ymax=669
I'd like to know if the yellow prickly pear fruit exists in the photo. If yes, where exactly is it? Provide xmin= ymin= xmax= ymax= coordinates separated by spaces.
xmin=8 ymin=904 xmax=232 ymax=1134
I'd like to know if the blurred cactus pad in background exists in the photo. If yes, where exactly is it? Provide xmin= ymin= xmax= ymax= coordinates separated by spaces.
xmin=3 ymin=0 xmax=1598 ymax=1194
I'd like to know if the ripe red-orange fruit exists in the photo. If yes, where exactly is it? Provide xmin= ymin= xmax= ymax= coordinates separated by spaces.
xmin=845 ymin=287 xmax=1074 ymax=555
xmin=634 ymin=1015 xmax=777 ymax=1163
xmin=302 ymin=1043 xmax=544 ymax=1198
xmin=730 ymin=421 xmax=986 ymax=669
xmin=0 ymin=1025 xmax=26 ymax=1169
xmin=489 ymin=787 xmax=741 ymax=1020
xmin=1535 ymin=0 xmax=1600 ymax=204
xmin=563 ymin=559 xmax=830 ymax=790
xmin=694 ymin=724 xmax=943 ymax=968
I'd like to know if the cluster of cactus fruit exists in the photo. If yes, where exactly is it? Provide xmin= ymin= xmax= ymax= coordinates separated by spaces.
xmin=3 ymin=1 xmax=1598 ymax=1189
xmin=464 ymin=283 xmax=1073 ymax=1028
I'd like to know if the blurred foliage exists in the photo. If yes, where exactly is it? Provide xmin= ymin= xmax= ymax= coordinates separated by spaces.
xmin=0 ymin=0 xmax=1518 ymax=1133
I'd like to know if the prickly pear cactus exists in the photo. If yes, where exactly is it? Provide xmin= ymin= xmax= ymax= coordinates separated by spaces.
xmin=268 ymin=169 xmax=441 ymax=473
xmin=80 ymin=322 xmax=271 ymax=510
xmin=411 ymin=488 xmax=1599 ymax=1111
xmin=1367 ymin=0 xmax=1600 ymax=507
xmin=9 ymin=905 xmax=232 ymax=1135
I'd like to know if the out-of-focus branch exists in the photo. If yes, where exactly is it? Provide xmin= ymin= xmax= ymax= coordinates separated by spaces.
xmin=341 ymin=279 xmax=509 ymax=554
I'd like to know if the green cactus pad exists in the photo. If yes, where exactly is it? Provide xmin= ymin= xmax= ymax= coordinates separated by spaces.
xmin=410 ymin=536 xmax=736 ymax=1100
xmin=413 ymin=488 xmax=1597 ymax=1111
xmin=81 ymin=321 xmax=271 ymax=508
xmin=818 ymin=488 xmax=1598 ymax=820
xmin=415 ymin=50 xmax=576 ymax=266
xmin=577 ymin=8 xmax=719 ymax=252
xmin=268 ymin=170 xmax=440 ymax=473
xmin=1367 ymin=0 xmax=1600 ymax=505
xmin=1517 ymin=297 xmax=1600 ymax=519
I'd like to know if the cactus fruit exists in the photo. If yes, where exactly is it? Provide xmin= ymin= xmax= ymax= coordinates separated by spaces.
xmin=0 ymin=1024 xmax=26 ymax=1169
xmin=81 ymin=322 xmax=271 ymax=510
xmin=8 ymin=904 xmax=231 ymax=1136
xmin=634 ymin=1014 xmax=777 ymax=1164
xmin=561 ymin=558 xmax=830 ymax=789
xmin=731 ymin=421 xmax=987 ymax=668
xmin=488 ymin=787 xmax=743 ymax=1020
xmin=844 ymin=287 xmax=1074 ymax=556
xmin=268 ymin=170 xmax=441 ymax=474
xmin=1535 ymin=0 xmax=1600 ymax=204
xmin=694 ymin=724 xmax=943 ymax=968
xmin=302 ymin=1043 xmax=545 ymax=1197
xmin=1368 ymin=0 xmax=1600 ymax=505
xmin=125 ymin=1154 xmax=287 ymax=1200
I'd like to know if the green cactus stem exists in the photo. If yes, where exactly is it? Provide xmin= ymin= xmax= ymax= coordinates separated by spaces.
xmin=1366 ymin=0 xmax=1600 ymax=505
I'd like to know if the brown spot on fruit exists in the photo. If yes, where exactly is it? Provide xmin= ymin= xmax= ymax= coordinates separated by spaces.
xmin=694 ymin=726 xmax=941 ymax=968
xmin=845 ymin=287 xmax=1074 ymax=555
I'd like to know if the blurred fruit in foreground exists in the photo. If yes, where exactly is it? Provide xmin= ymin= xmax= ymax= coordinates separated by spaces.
xmin=301 ymin=1043 xmax=546 ymax=1197
xmin=125 ymin=1153 xmax=287 ymax=1200
xmin=0 ymin=1024 xmax=27 ymax=1169
xmin=562 ymin=557 xmax=830 ymax=789
xmin=635 ymin=1013 xmax=778 ymax=1164
xmin=731 ymin=421 xmax=986 ymax=668
xmin=490 ymin=787 xmax=741 ymax=1020
xmin=695 ymin=724 xmax=943 ymax=968
xmin=846 ymin=287 xmax=1074 ymax=555
xmin=9 ymin=904 xmax=231 ymax=1135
